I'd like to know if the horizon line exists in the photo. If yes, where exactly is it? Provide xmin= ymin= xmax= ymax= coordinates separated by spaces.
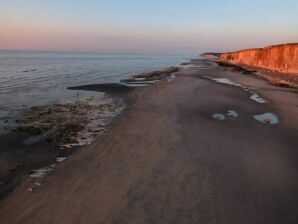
xmin=0 ymin=48 xmax=193 ymax=57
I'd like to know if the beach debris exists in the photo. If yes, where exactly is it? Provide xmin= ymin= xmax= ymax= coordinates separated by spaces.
xmin=254 ymin=113 xmax=279 ymax=125
xmin=28 ymin=187 xmax=33 ymax=192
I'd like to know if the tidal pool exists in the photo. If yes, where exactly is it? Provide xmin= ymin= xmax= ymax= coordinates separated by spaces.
xmin=250 ymin=94 xmax=267 ymax=104
xmin=204 ymin=76 xmax=241 ymax=86
xmin=227 ymin=110 xmax=239 ymax=118
xmin=254 ymin=113 xmax=279 ymax=125
xmin=204 ymin=76 xmax=268 ymax=104
xmin=212 ymin=110 xmax=239 ymax=121
xmin=212 ymin=113 xmax=226 ymax=121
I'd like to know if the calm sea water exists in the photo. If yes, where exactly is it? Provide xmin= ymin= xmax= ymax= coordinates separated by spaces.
xmin=0 ymin=51 xmax=186 ymax=119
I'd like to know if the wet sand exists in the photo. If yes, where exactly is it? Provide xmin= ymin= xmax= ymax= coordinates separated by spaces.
xmin=0 ymin=67 xmax=177 ymax=200
xmin=0 ymin=132 xmax=56 ymax=200
xmin=0 ymin=97 xmax=122 ymax=199
xmin=0 ymin=60 xmax=297 ymax=223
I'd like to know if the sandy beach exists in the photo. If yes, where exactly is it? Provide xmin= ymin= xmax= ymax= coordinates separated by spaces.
xmin=0 ymin=59 xmax=297 ymax=223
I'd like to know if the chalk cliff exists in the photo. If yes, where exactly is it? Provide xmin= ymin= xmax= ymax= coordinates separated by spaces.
xmin=220 ymin=43 xmax=298 ymax=74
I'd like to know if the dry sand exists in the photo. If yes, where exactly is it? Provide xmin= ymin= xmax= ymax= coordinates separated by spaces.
xmin=0 ymin=59 xmax=297 ymax=224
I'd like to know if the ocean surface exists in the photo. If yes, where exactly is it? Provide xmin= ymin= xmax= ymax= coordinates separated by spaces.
xmin=0 ymin=51 xmax=186 ymax=120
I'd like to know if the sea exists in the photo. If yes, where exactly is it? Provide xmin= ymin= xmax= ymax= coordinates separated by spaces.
xmin=0 ymin=51 xmax=186 ymax=121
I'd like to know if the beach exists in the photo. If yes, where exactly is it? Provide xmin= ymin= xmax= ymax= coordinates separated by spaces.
xmin=0 ymin=58 xmax=297 ymax=223
xmin=0 ymin=52 xmax=184 ymax=200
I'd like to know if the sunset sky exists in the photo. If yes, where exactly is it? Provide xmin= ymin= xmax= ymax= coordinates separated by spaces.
xmin=0 ymin=0 xmax=297 ymax=55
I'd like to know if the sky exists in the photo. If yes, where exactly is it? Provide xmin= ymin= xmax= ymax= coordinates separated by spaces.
xmin=0 ymin=0 xmax=297 ymax=55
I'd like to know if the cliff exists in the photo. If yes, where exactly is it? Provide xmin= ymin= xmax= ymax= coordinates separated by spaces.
xmin=220 ymin=43 xmax=298 ymax=74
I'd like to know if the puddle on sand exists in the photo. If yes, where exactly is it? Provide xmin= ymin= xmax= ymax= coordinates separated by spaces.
xmin=213 ymin=110 xmax=239 ymax=121
xmin=204 ymin=76 xmax=267 ymax=104
xmin=227 ymin=110 xmax=239 ymax=118
xmin=212 ymin=114 xmax=226 ymax=121
xmin=250 ymin=94 xmax=267 ymax=104
xmin=204 ymin=76 xmax=241 ymax=86
xmin=254 ymin=113 xmax=279 ymax=125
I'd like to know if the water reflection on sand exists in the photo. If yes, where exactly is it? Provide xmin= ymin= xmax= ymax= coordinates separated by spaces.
xmin=254 ymin=113 xmax=279 ymax=125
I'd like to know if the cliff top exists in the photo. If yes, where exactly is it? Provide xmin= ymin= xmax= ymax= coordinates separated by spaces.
xmin=223 ymin=43 xmax=298 ymax=54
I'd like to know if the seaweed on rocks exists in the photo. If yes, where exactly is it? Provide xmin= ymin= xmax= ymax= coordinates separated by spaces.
xmin=15 ymin=97 xmax=123 ymax=149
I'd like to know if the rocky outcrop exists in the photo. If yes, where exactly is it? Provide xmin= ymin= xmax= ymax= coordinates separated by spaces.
xmin=220 ymin=43 xmax=298 ymax=74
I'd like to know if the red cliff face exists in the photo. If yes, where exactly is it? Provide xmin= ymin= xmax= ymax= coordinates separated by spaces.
xmin=220 ymin=43 xmax=298 ymax=74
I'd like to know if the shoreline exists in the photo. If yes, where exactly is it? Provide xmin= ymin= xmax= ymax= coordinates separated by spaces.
xmin=0 ymin=59 xmax=297 ymax=223
xmin=0 ymin=66 xmax=180 ymax=200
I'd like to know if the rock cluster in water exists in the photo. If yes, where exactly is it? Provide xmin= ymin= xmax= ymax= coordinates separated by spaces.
xmin=15 ymin=97 xmax=122 ymax=149
xmin=120 ymin=66 xmax=179 ymax=86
